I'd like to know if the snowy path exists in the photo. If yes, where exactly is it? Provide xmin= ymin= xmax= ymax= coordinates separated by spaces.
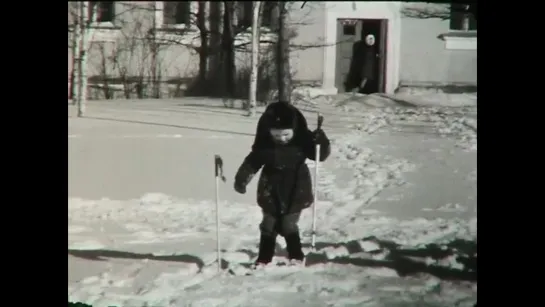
xmin=69 ymin=98 xmax=476 ymax=307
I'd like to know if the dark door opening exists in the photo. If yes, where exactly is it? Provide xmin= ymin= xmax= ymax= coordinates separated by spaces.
xmin=335 ymin=18 xmax=388 ymax=94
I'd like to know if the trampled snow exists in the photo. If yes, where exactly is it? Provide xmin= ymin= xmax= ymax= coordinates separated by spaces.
xmin=69 ymin=95 xmax=476 ymax=307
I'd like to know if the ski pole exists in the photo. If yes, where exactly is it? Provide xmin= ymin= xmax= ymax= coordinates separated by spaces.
xmin=311 ymin=114 xmax=324 ymax=250
xmin=214 ymin=155 xmax=226 ymax=272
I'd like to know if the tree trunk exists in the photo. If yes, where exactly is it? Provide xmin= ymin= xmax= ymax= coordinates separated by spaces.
xmin=276 ymin=1 xmax=291 ymax=103
xmin=69 ymin=63 xmax=76 ymax=101
xmin=71 ymin=8 xmax=81 ymax=104
xmin=98 ymin=44 xmax=112 ymax=99
xmin=197 ymin=1 xmax=209 ymax=90
xmin=222 ymin=1 xmax=236 ymax=102
xmin=470 ymin=4 xmax=477 ymax=20
xmin=150 ymin=2 xmax=160 ymax=98
xmin=248 ymin=1 xmax=262 ymax=116
xmin=206 ymin=2 xmax=223 ymax=97
xmin=77 ymin=1 xmax=90 ymax=117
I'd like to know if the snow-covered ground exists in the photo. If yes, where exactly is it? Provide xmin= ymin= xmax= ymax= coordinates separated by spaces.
xmin=69 ymin=95 xmax=477 ymax=307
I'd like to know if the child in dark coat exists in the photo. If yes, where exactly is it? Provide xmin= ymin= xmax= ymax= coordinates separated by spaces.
xmin=234 ymin=101 xmax=331 ymax=267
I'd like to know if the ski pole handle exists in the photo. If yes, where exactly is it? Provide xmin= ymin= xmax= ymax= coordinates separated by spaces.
xmin=317 ymin=113 xmax=324 ymax=130
xmin=214 ymin=155 xmax=226 ymax=182
xmin=313 ymin=113 xmax=325 ymax=143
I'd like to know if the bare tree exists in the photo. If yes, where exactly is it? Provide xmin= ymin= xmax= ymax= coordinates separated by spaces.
xmin=92 ymin=15 xmax=145 ymax=99
xmin=156 ymin=2 xmax=242 ymax=100
xmin=208 ymin=2 xmax=223 ymax=86
xmin=222 ymin=2 xmax=237 ymax=102
xmin=68 ymin=4 xmax=80 ymax=103
xmin=86 ymin=2 xmax=199 ymax=100
xmin=95 ymin=43 xmax=114 ymax=99
xmin=149 ymin=2 xmax=213 ymax=96
xmin=235 ymin=1 xmax=334 ymax=106
xmin=276 ymin=1 xmax=291 ymax=103
xmin=69 ymin=1 xmax=340 ymax=107
xmin=196 ymin=1 xmax=209 ymax=88
xmin=74 ymin=1 xmax=96 ymax=117
xmin=149 ymin=1 xmax=160 ymax=98
xmin=150 ymin=1 xmax=297 ymax=104
xmin=247 ymin=1 xmax=263 ymax=117
xmin=70 ymin=2 xmax=151 ymax=105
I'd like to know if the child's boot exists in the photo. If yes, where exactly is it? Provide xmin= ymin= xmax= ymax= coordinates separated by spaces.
xmin=253 ymin=234 xmax=277 ymax=268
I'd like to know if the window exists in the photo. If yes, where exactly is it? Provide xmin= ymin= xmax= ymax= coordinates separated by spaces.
xmin=449 ymin=4 xmax=476 ymax=31
xmin=164 ymin=1 xmax=191 ymax=26
xmin=343 ymin=25 xmax=356 ymax=36
xmin=440 ymin=4 xmax=477 ymax=50
xmin=261 ymin=2 xmax=278 ymax=29
xmin=89 ymin=1 xmax=114 ymax=23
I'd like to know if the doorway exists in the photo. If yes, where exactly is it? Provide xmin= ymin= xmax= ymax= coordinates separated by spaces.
xmin=335 ymin=18 xmax=388 ymax=94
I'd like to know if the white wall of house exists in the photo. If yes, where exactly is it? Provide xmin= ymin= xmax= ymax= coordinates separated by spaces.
xmin=399 ymin=3 xmax=477 ymax=86
xmin=287 ymin=1 xmax=327 ymax=85
xmin=298 ymin=2 xmax=477 ymax=93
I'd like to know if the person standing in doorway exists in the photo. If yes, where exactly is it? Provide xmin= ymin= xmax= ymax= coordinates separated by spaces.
xmin=345 ymin=34 xmax=378 ymax=94
xmin=359 ymin=34 xmax=377 ymax=93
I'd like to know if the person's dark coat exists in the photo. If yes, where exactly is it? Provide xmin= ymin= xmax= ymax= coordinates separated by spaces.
xmin=234 ymin=102 xmax=331 ymax=216
xmin=345 ymin=40 xmax=377 ymax=91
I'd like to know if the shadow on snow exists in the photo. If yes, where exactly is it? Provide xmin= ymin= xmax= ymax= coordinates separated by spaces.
xmin=85 ymin=116 xmax=256 ymax=137
xmin=68 ymin=236 xmax=476 ymax=282
xmin=83 ymin=102 xmax=354 ymax=133
xmin=67 ymin=249 xmax=206 ymax=270
xmin=302 ymin=236 xmax=476 ymax=282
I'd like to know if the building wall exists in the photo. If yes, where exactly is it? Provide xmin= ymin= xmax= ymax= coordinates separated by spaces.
xmin=68 ymin=1 xmax=477 ymax=99
xmin=69 ymin=1 xmax=327 ymax=87
xmin=287 ymin=1 xmax=326 ymax=85
xmin=68 ymin=2 xmax=197 ymax=81
xmin=399 ymin=2 xmax=477 ymax=86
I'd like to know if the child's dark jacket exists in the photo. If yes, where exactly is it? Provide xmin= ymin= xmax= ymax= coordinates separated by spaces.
xmin=234 ymin=103 xmax=331 ymax=216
